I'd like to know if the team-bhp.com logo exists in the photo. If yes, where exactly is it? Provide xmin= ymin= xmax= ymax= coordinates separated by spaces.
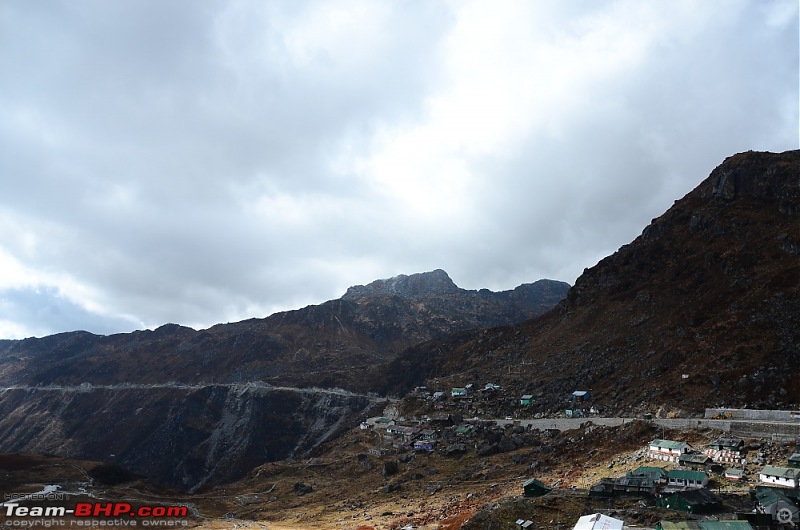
xmin=4 ymin=502 xmax=189 ymax=526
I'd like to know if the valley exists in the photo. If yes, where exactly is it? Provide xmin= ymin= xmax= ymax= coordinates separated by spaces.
xmin=0 ymin=149 xmax=798 ymax=529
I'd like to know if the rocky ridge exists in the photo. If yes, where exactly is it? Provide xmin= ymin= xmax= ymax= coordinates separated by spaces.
xmin=385 ymin=150 xmax=800 ymax=414
xmin=0 ymin=272 xmax=568 ymax=489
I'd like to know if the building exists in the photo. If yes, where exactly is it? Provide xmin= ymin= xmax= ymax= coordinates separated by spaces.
xmin=679 ymin=452 xmax=713 ymax=470
xmin=429 ymin=414 xmax=454 ymax=426
xmin=705 ymin=437 xmax=746 ymax=464
xmin=724 ymin=468 xmax=744 ymax=481
xmin=628 ymin=466 xmax=667 ymax=483
xmin=522 ymin=478 xmax=550 ymax=497
xmin=364 ymin=416 xmax=395 ymax=428
xmin=788 ymin=452 xmax=800 ymax=468
xmin=451 ymin=387 xmax=467 ymax=397
xmin=572 ymin=513 xmax=623 ymax=530
xmin=520 ymin=394 xmax=534 ymax=406
xmin=759 ymin=465 xmax=800 ymax=488
xmin=649 ymin=440 xmax=693 ymax=462
xmin=385 ymin=425 xmax=419 ymax=443
xmin=754 ymin=487 xmax=800 ymax=525
xmin=666 ymin=469 xmax=708 ymax=489
xmin=656 ymin=489 xmax=722 ymax=514
xmin=589 ymin=476 xmax=657 ymax=498
xmin=413 ymin=440 xmax=435 ymax=452
xmin=571 ymin=390 xmax=590 ymax=401
xmin=418 ymin=429 xmax=437 ymax=440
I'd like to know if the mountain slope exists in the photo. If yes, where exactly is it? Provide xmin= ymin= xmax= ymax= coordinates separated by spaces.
xmin=0 ymin=272 xmax=568 ymax=489
xmin=0 ymin=272 xmax=567 ymax=393
xmin=387 ymin=150 xmax=800 ymax=414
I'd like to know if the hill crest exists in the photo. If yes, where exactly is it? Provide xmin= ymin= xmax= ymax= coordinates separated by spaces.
xmin=387 ymin=150 xmax=800 ymax=415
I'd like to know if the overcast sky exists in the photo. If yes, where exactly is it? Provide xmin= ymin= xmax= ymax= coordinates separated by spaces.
xmin=0 ymin=0 xmax=797 ymax=339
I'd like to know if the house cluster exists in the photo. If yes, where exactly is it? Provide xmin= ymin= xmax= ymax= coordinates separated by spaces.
xmin=413 ymin=383 xmax=511 ymax=414
xmin=590 ymin=465 xmax=709 ymax=500
xmin=360 ymin=414 xmax=446 ymax=452
xmin=641 ymin=438 xmax=800 ymax=524
xmin=649 ymin=437 xmax=747 ymax=474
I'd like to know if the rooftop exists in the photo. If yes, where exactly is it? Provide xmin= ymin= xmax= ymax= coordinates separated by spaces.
xmin=650 ymin=439 xmax=689 ymax=450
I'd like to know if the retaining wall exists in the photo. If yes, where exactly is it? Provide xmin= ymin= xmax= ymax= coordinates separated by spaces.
xmin=704 ymin=408 xmax=800 ymax=422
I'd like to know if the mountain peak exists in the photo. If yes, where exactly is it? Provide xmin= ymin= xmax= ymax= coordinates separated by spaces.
xmin=341 ymin=269 xmax=460 ymax=300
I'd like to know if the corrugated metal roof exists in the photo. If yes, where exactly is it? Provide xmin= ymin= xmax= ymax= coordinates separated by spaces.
xmin=680 ymin=452 xmax=712 ymax=463
xmin=630 ymin=466 xmax=667 ymax=477
xmin=650 ymin=439 xmax=688 ymax=450
xmin=708 ymin=437 xmax=744 ymax=449
xmin=667 ymin=469 xmax=707 ymax=481
xmin=761 ymin=465 xmax=800 ymax=478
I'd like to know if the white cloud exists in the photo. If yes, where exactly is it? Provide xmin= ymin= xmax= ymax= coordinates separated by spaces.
xmin=0 ymin=0 xmax=796 ymax=338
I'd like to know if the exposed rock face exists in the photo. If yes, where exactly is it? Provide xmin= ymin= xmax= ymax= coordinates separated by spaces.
xmin=0 ymin=273 xmax=569 ymax=393
xmin=0 ymin=383 xmax=383 ymax=491
xmin=0 ymin=271 xmax=569 ymax=489
xmin=389 ymin=150 xmax=800 ymax=414
xmin=343 ymin=269 xmax=460 ymax=299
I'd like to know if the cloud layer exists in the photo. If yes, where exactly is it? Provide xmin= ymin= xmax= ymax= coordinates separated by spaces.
xmin=0 ymin=0 xmax=797 ymax=338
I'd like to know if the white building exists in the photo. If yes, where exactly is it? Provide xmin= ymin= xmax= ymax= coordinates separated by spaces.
xmin=759 ymin=465 xmax=800 ymax=488
xmin=648 ymin=439 xmax=693 ymax=463
xmin=572 ymin=513 xmax=624 ymax=530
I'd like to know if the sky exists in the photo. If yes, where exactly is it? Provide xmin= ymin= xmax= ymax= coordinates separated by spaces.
xmin=0 ymin=0 xmax=797 ymax=339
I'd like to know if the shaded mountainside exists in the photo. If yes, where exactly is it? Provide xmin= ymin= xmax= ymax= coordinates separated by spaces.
xmin=0 ymin=273 xmax=568 ymax=393
xmin=387 ymin=150 xmax=800 ymax=414
xmin=0 ymin=272 xmax=567 ymax=489
xmin=0 ymin=383 xmax=384 ymax=491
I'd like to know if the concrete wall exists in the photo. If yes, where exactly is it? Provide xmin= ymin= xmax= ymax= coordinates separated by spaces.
xmin=705 ymin=408 xmax=800 ymax=421
xmin=501 ymin=417 xmax=800 ymax=442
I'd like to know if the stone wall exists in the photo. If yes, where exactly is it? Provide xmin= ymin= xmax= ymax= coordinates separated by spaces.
xmin=704 ymin=408 xmax=800 ymax=422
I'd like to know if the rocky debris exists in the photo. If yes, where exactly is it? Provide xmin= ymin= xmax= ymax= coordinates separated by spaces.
xmin=382 ymin=461 xmax=399 ymax=477
xmin=382 ymin=483 xmax=400 ymax=494
xmin=749 ymin=439 xmax=795 ymax=466
xmin=293 ymin=482 xmax=313 ymax=496
xmin=398 ymin=453 xmax=415 ymax=464
xmin=445 ymin=444 xmax=467 ymax=456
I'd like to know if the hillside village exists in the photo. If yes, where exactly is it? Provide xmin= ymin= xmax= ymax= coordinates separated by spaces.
xmin=352 ymin=392 xmax=800 ymax=529
xmin=0 ymin=151 xmax=796 ymax=529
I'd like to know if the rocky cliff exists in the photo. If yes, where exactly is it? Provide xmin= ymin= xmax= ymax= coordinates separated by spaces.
xmin=0 ymin=271 xmax=568 ymax=488
xmin=387 ymin=150 xmax=800 ymax=414
xmin=0 ymin=383 xmax=385 ymax=490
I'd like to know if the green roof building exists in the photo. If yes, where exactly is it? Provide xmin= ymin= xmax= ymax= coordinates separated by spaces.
xmin=522 ymin=478 xmax=550 ymax=497
xmin=656 ymin=489 xmax=722 ymax=514
xmin=667 ymin=469 xmax=709 ymax=489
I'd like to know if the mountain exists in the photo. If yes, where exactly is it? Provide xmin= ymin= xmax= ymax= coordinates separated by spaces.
xmin=386 ymin=150 xmax=800 ymax=414
xmin=0 ymin=272 xmax=568 ymax=489
xmin=0 ymin=272 xmax=568 ymax=392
